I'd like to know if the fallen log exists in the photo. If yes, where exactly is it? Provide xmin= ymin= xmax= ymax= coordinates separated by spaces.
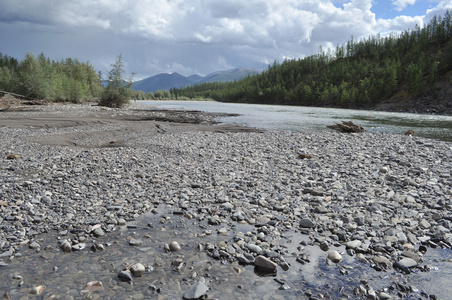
xmin=327 ymin=121 xmax=366 ymax=133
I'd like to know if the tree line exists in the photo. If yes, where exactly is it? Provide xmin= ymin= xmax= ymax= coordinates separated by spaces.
xmin=0 ymin=52 xmax=103 ymax=102
xmin=173 ymin=10 xmax=452 ymax=109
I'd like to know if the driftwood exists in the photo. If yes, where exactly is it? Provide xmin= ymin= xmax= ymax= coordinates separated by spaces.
xmin=327 ymin=121 xmax=367 ymax=133
xmin=404 ymin=129 xmax=415 ymax=136
xmin=0 ymin=92 xmax=46 ymax=111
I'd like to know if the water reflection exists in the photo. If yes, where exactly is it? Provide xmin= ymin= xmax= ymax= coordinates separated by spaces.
xmin=2 ymin=204 xmax=451 ymax=299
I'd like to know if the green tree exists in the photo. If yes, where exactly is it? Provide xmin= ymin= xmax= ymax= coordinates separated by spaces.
xmin=99 ymin=54 xmax=133 ymax=108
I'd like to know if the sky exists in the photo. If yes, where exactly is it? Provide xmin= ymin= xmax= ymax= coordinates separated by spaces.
xmin=1 ymin=0 xmax=451 ymax=80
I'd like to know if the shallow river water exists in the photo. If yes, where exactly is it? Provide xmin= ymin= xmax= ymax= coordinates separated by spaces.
xmin=2 ymin=204 xmax=452 ymax=299
xmin=139 ymin=100 xmax=452 ymax=141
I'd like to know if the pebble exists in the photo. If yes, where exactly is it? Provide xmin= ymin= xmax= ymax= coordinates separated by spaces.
xmin=183 ymin=277 xmax=209 ymax=300
xmin=130 ymin=263 xmax=145 ymax=277
xmin=0 ymin=104 xmax=451 ymax=300
xmin=327 ymin=251 xmax=343 ymax=263
xmin=129 ymin=238 xmax=143 ymax=246
xmin=118 ymin=270 xmax=133 ymax=282
xmin=169 ymin=241 xmax=181 ymax=251
xmin=254 ymin=255 xmax=278 ymax=272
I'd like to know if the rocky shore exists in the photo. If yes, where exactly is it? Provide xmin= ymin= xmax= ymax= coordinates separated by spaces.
xmin=0 ymin=103 xmax=451 ymax=299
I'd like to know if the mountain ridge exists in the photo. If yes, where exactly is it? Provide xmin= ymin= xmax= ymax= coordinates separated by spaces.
xmin=132 ymin=68 xmax=259 ymax=93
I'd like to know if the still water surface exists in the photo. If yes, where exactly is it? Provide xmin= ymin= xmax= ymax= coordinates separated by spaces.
xmin=139 ymin=101 xmax=452 ymax=141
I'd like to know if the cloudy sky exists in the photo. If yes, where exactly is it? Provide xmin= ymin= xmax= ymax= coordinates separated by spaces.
xmin=1 ymin=0 xmax=451 ymax=79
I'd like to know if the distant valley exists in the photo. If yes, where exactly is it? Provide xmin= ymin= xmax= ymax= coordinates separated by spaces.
xmin=132 ymin=68 xmax=259 ymax=93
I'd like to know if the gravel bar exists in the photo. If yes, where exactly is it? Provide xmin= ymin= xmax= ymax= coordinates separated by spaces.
xmin=0 ymin=103 xmax=451 ymax=299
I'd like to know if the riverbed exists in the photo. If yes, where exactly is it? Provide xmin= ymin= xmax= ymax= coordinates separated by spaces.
xmin=0 ymin=103 xmax=451 ymax=299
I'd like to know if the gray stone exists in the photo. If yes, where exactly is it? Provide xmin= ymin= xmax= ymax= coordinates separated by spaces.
xmin=118 ymin=270 xmax=133 ymax=282
xmin=246 ymin=244 xmax=262 ymax=254
xmin=254 ymin=255 xmax=278 ymax=272
xmin=169 ymin=241 xmax=181 ymax=251
xmin=372 ymin=256 xmax=392 ymax=268
xmin=327 ymin=251 xmax=343 ymax=263
xmin=398 ymin=257 xmax=417 ymax=268
xmin=346 ymin=240 xmax=362 ymax=249
xmin=129 ymin=238 xmax=143 ymax=246
xmin=299 ymin=218 xmax=315 ymax=228
xmin=130 ymin=263 xmax=145 ymax=277
xmin=92 ymin=227 xmax=105 ymax=237
xmin=183 ymin=277 xmax=209 ymax=300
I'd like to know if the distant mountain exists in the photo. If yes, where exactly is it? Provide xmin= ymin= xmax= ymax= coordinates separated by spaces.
xmin=133 ymin=72 xmax=191 ymax=93
xmin=197 ymin=68 xmax=259 ymax=84
xmin=132 ymin=68 xmax=259 ymax=93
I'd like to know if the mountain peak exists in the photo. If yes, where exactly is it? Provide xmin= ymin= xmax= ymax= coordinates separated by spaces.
xmin=133 ymin=68 xmax=259 ymax=93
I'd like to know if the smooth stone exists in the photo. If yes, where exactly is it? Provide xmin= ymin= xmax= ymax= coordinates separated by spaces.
xmin=118 ymin=270 xmax=133 ymax=282
xmin=246 ymin=244 xmax=262 ymax=254
xmin=379 ymin=292 xmax=393 ymax=300
xmin=356 ymin=253 xmax=368 ymax=263
xmin=130 ymin=263 xmax=145 ymax=277
xmin=129 ymin=238 xmax=143 ymax=246
xmin=346 ymin=240 xmax=362 ymax=249
xmin=398 ymin=257 xmax=417 ymax=268
xmin=29 ymin=242 xmax=40 ymax=249
xmin=169 ymin=241 xmax=181 ymax=251
xmin=72 ymin=243 xmax=86 ymax=251
xmin=327 ymin=251 xmax=343 ymax=263
xmin=60 ymin=240 xmax=72 ymax=253
xmin=183 ymin=277 xmax=209 ymax=300
xmin=299 ymin=218 xmax=315 ymax=228
xmin=401 ymin=251 xmax=421 ymax=262
xmin=92 ymin=227 xmax=105 ymax=237
xmin=0 ymin=249 xmax=13 ymax=258
xmin=254 ymin=255 xmax=278 ymax=272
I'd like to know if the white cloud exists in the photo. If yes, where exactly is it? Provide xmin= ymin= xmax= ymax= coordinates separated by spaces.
xmin=0 ymin=0 xmax=449 ymax=77
xmin=392 ymin=0 xmax=417 ymax=12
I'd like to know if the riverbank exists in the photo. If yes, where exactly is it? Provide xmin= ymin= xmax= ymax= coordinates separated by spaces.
xmin=1 ymin=103 xmax=451 ymax=299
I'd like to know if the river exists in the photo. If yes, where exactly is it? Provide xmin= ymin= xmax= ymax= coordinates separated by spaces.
xmin=139 ymin=100 xmax=452 ymax=141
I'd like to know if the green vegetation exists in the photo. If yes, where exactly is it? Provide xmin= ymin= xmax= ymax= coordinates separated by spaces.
xmin=99 ymin=54 xmax=133 ymax=108
xmin=0 ymin=52 xmax=102 ymax=102
xmin=173 ymin=11 xmax=452 ymax=110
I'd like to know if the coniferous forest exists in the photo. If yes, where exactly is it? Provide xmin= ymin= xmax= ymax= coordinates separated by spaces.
xmin=0 ymin=52 xmax=104 ymax=103
xmin=173 ymin=11 xmax=452 ymax=112
xmin=1 ymin=11 xmax=452 ymax=111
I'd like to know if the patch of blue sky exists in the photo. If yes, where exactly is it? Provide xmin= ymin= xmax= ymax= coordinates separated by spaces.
xmin=332 ymin=0 xmax=433 ymax=19
xmin=373 ymin=0 xmax=432 ymax=19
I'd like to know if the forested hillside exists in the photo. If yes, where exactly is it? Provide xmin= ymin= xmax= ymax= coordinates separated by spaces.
xmin=0 ymin=52 xmax=103 ymax=102
xmin=174 ymin=11 xmax=452 ymax=114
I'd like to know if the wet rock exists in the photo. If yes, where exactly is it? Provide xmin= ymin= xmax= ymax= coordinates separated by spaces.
xmin=130 ymin=263 xmax=145 ymax=277
xmin=397 ymin=257 xmax=417 ymax=268
xmin=92 ymin=227 xmax=106 ymax=237
xmin=72 ymin=243 xmax=86 ymax=251
xmin=60 ymin=240 xmax=72 ymax=253
xmin=118 ymin=270 xmax=133 ymax=282
xmin=327 ymin=251 xmax=343 ymax=263
xmin=169 ymin=241 xmax=181 ymax=251
xmin=183 ymin=277 xmax=209 ymax=300
xmin=372 ymin=256 xmax=392 ymax=269
xmin=129 ymin=238 xmax=143 ymax=246
xmin=254 ymin=255 xmax=278 ymax=272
